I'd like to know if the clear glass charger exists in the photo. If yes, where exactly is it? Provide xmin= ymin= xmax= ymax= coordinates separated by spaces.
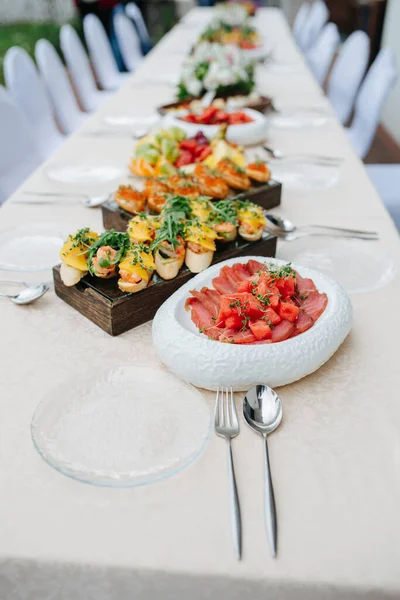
xmin=277 ymin=236 xmax=397 ymax=294
xmin=44 ymin=163 xmax=127 ymax=185
xmin=270 ymin=158 xmax=340 ymax=191
xmin=0 ymin=223 xmax=65 ymax=272
xmin=31 ymin=366 xmax=211 ymax=487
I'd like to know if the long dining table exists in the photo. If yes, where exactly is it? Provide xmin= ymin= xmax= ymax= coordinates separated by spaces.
xmin=1 ymin=7 xmax=400 ymax=600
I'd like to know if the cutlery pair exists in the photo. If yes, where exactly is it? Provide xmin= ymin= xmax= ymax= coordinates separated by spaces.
xmin=215 ymin=386 xmax=282 ymax=560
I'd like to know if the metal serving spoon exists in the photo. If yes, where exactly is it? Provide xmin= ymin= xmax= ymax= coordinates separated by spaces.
xmin=243 ymin=385 xmax=283 ymax=558
xmin=0 ymin=282 xmax=49 ymax=305
xmin=263 ymin=145 xmax=343 ymax=164
xmin=17 ymin=192 xmax=112 ymax=209
xmin=265 ymin=214 xmax=379 ymax=239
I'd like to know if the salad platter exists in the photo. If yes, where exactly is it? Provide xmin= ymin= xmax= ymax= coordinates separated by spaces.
xmin=54 ymin=196 xmax=278 ymax=336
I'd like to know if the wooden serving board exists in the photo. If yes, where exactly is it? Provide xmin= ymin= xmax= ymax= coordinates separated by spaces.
xmin=157 ymin=95 xmax=276 ymax=116
xmin=102 ymin=180 xmax=282 ymax=232
xmin=53 ymin=233 xmax=277 ymax=337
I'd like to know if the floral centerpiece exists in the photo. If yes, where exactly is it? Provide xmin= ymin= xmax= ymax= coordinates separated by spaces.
xmin=177 ymin=42 xmax=255 ymax=101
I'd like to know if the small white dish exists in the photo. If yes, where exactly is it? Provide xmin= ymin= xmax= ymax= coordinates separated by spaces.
xmin=31 ymin=365 xmax=211 ymax=487
xmin=270 ymin=158 xmax=340 ymax=191
xmin=162 ymin=107 xmax=268 ymax=146
xmin=45 ymin=163 xmax=126 ymax=185
xmin=152 ymin=256 xmax=353 ymax=391
xmin=0 ymin=224 xmax=65 ymax=272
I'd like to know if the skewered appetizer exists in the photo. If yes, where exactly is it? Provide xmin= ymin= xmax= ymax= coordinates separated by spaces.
xmin=118 ymin=245 xmax=155 ymax=293
xmin=60 ymin=228 xmax=99 ymax=286
xmin=236 ymin=200 xmax=266 ymax=241
xmin=114 ymin=185 xmax=146 ymax=215
xmin=184 ymin=222 xmax=219 ymax=273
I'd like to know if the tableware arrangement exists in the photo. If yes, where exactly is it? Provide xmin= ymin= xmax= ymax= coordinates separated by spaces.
xmin=268 ymin=157 xmax=341 ymax=191
xmin=215 ymin=387 xmax=242 ymax=560
xmin=152 ymin=256 xmax=353 ymax=390
xmin=0 ymin=280 xmax=49 ymax=305
xmin=31 ymin=366 xmax=211 ymax=487
xmin=17 ymin=192 xmax=112 ymax=208
xmin=0 ymin=224 xmax=65 ymax=273
xmin=243 ymin=385 xmax=283 ymax=558
xmin=265 ymin=214 xmax=378 ymax=238
xmin=44 ymin=164 xmax=127 ymax=185
xmin=263 ymin=145 xmax=343 ymax=165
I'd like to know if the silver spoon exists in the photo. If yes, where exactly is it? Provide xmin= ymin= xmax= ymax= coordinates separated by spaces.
xmin=243 ymin=385 xmax=283 ymax=558
xmin=263 ymin=145 xmax=343 ymax=164
xmin=17 ymin=192 xmax=112 ymax=208
xmin=265 ymin=214 xmax=379 ymax=238
xmin=0 ymin=282 xmax=49 ymax=305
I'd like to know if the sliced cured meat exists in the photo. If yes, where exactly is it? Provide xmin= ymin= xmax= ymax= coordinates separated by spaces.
xmin=212 ymin=275 xmax=236 ymax=295
xmin=232 ymin=262 xmax=252 ymax=281
xmin=203 ymin=288 xmax=221 ymax=311
xmin=290 ymin=309 xmax=314 ymax=337
xmin=247 ymin=259 xmax=266 ymax=275
xmin=300 ymin=291 xmax=328 ymax=321
xmin=189 ymin=289 xmax=218 ymax=317
xmin=270 ymin=319 xmax=295 ymax=342
xmin=296 ymin=273 xmax=317 ymax=296
xmin=219 ymin=328 xmax=257 ymax=344
xmin=220 ymin=266 xmax=241 ymax=289
xmin=189 ymin=299 xmax=221 ymax=340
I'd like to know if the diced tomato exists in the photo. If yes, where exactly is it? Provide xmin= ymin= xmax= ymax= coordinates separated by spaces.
xmin=237 ymin=279 xmax=251 ymax=293
xmin=179 ymin=139 xmax=197 ymax=151
xmin=200 ymin=106 xmax=219 ymax=124
xmin=262 ymin=307 xmax=281 ymax=325
xmin=278 ymin=301 xmax=299 ymax=323
xmin=276 ymin=276 xmax=295 ymax=299
xmin=216 ymin=292 xmax=264 ymax=323
xmin=196 ymin=146 xmax=212 ymax=162
xmin=249 ymin=320 xmax=272 ymax=341
xmin=225 ymin=314 xmax=243 ymax=329
xmin=175 ymin=150 xmax=194 ymax=168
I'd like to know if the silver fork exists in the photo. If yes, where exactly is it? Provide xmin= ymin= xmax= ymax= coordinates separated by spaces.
xmin=215 ymin=387 xmax=242 ymax=560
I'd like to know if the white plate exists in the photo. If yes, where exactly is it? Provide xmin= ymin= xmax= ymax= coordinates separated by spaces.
xmin=277 ymin=237 xmax=397 ymax=294
xmin=152 ymin=256 xmax=352 ymax=391
xmin=269 ymin=108 xmax=330 ymax=129
xmin=162 ymin=107 xmax=268 ymax=146
xmin=0 ymin=224 xmax=65 ymax=272
xmin=45 ymin=164 xmax=126 ymax=185
xmin=31 ymin=366 xmax=211 ymax=487
xmin=269 ymin=158 xmax=340 ymax=191
xmin=102 ymin=114 xmax=160 ymax=129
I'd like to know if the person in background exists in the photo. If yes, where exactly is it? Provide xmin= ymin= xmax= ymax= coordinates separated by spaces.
xmin=74 ymin=0 xmax=122 ymax=33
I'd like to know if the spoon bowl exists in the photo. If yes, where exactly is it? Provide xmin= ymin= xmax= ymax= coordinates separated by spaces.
xmin=0 ymin=282 xmax=49 ymax=305
xmin=265 ymin=213 xmax=379 ymax=239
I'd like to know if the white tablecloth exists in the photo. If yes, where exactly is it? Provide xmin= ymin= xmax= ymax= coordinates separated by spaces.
xmin=1 ymin=8 xmax=400 ymax=600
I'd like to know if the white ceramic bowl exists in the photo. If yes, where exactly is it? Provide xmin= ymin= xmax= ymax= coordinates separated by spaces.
xmin=152 ymin=256 xmax=353 ymax=391
xmin=162 ymin=108 xmax=268 ymax=146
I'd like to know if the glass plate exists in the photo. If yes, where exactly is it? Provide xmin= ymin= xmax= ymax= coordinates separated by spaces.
xmin=0 ymin=224 xmax=65 ymax=272
xmin=31 ymin=366 xmax=211 ymax=487
xmin=277 ymin=237 xmax=397 ymax=294
xmin=270 ymin=158 xmax=340 ymax=191
xmin=269 ymin=108 xmax=330 ymax=128
xmin=45 ymin=164 xmax=126 ymax=185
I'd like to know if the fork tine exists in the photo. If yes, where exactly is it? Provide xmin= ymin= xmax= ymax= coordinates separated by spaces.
xmin=224 ymin=387 xmax=231 ymax=428
xmin=229 ymin=387 xmax=239 ymax=429
xmin=214 ymin=387 xmax=221 ymax=429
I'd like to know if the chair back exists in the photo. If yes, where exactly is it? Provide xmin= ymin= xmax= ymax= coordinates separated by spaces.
xmin=298 ymin=0 xmax=329 ymax=52
xmin=0 ymin=86 xmax=42 ymax=204
xmin=35 ymin=39 xmax=86 ymax=135
xmin=83 ymin=13 xmax=121 ymax=90
xmin=293 ymin=3 xmax=310 ymax=45
xmin=125 ymin=2 xmax=151 ymax=49
xmin=348 ymin=48 xmax=398 ymax=159
xmin=3 ymin=46 xmax=64 ymax=160
xmin=113 ymin=12 xmax=143 ymax=72
xmin=60 ymin=24 xmax=101 ymax=112
xmin=306 ymin=22 xmax=340 ymax=85
xmin=327 ymin=30 xmax=370 ymax=124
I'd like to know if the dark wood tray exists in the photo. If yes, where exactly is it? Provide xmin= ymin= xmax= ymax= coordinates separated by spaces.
xmin=102 ymin=180 xmax=282 ymax=232
xmin=157 ymin=95 xmax=275 ymax=116
xmin=53 ymin=233 xmax=277 ymax=337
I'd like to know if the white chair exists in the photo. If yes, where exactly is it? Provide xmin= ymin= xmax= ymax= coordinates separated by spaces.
xmin=125 ymin=2 xmax=151 ymax=51
xmin=327 ymin=30 xmax=370 ymax=124
xmin=83 ymin=13 xmax=129 ymax=90
xmin=306 ymin=22 xmax=340 ymax=85
xmin=113 ymin=12 xmax=143 ymax=72
xmin=298 ymin=0 xmax=329 ymax=52
xmin=293 ymin=3 xmax=310 ymax=46
xmin=346 ymin=48 xmax=398 ymax=159
xmin=35 ymin=39 xmax=86 ymax=135
xmin=60 ymin=24 xmax=112 ymax=112
xmin=366 ymin=165 xmax=400 ymax=231
xmin=3 ymin=46 xmax=64 ymax=161
xmin=0 ymin=87 xmax=42 ymax=205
